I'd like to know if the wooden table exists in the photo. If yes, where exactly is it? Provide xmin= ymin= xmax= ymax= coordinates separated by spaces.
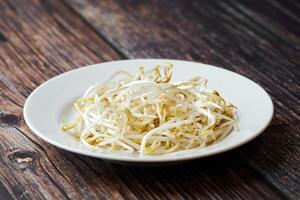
xmin=0 ymin=0 xmax=299 ymax=199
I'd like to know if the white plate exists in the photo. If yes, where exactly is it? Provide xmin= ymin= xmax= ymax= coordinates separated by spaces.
xmin=24 ymin=59 xmax=273 ymax=164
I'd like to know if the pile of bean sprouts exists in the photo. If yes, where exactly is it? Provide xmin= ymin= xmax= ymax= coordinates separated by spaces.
xmin=62 ymin=63 xmax=237 ymax=155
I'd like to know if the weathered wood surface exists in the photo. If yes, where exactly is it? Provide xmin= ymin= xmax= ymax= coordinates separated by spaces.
xmin=0 ymin=0 xmax=299 ymax=199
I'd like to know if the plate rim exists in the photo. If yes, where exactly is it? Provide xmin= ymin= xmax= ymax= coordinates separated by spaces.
xmin=23 ymin=59 xmax=274 ymax=163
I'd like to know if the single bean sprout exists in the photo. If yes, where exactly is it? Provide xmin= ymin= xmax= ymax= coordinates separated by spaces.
xmin=62 ymin=63 xmax=237 ymax=155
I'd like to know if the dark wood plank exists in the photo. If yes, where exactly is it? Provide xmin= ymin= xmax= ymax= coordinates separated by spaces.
xmin=1 ymin=124 xmax=283 ymax=200
xmin=0 ymin=0 xmax=119 ymax=115
xmin=0 ymin=0 xmax=285 ymax=199
xmin=64 ymin=0 xmax=300 ymax=199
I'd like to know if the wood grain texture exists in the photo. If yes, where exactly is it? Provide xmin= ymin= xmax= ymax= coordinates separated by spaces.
xmin=0 ymin=0 xmax=298 ymax=199
xmin=0 ymin=0 xmax=285 ymax=199
xmin=64 ymin=0 xmax=300 ymax=199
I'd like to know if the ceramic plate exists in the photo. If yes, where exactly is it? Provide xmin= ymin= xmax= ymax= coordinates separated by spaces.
xmin=24 ymin=59 xmax=273 ymax=164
